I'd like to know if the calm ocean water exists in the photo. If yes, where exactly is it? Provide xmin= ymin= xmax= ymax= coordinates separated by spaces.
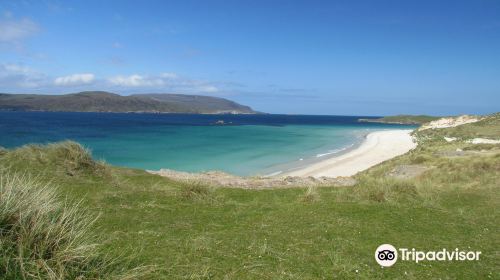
xmin=0 ymin=112 xmax=415 ymax=175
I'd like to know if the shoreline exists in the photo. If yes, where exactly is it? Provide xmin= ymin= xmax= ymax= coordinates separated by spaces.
xmin=149 ymin=129 xmax=417 ymax=187
xmin=282 ymin=129 xmax=416 ymax=178
xmin=260 ymin=134 xmax=366 ymax=177
xmin=260 ymin=133 xmax=366 ymax=178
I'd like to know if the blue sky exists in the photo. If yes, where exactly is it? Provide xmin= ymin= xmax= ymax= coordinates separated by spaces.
xmin=0 ymin=0 xmax=499 ymax=115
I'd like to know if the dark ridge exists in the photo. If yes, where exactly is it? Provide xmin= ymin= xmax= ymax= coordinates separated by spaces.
xmin=0 ymin=91 xmax=257 ymax=114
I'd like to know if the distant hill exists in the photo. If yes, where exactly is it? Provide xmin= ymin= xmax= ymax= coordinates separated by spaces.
xmin=358 ymin=115 xmax=440 ymax=125
xmin=0 ymin=91 xmax=257 ymax=114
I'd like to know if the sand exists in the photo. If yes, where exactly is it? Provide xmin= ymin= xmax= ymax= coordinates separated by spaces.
xmin=283 ymin=130 xmax=416 ymax=178
xmin=419 ymin=115 xmax=480 ymax=130
xmin=468 ymin=138 xmax=500 ymax=144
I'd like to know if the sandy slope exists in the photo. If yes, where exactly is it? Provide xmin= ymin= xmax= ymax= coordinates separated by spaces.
xmin=284 ymin=130 xmax=416 ymax=178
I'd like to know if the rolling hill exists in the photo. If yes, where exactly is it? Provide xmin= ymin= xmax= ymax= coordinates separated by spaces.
xmin=0 ymin=91 xmax=257 ymax=114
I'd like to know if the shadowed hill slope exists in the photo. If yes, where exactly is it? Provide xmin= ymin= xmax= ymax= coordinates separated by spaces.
xmin=134 ymin=93 xmax=254 ymax=114
xmin=0 ymin=91 xmax=257 ymax=114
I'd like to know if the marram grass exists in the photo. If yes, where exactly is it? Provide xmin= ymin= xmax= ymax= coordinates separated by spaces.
xmin=0 ymin=172 xmax=150 ymax=279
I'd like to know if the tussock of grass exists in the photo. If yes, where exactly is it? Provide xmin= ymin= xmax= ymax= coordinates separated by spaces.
xmin=180 ymin=182 xmax=215 ymax=202
xmin=0 ymin=172 xmax=149 ymax=279
xmin=48 ymin=141 xmax=101 ymax=175
xmin=434 ymin=156 xmax=499 ymax=179
xmin=410 ymin=154 xmax=431 ymax=164
xmin=340 ymin=177 xmax=420 ymax=204
xmin=3 ymin=141 xmax=109 ymax=178
xmin=463 ymin=143 xmax=500 ymax=151
xmin=300 ymin=185 xmax=320 ymax=203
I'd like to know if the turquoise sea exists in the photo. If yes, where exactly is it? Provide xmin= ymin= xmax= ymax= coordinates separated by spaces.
xmin=0 ymin=112 xmax=415 ymax=176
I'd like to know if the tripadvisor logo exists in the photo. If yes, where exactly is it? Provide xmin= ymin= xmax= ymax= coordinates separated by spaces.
xmin=375 ymin=244 xmax=398 ymax=267
xmin=375 ymin=244 xmax=481 ymax=267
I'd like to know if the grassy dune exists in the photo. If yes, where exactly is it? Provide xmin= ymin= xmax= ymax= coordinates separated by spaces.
xmin=0 ymin=114 xmax=499 ymax=279
xmin=0 ymin=172 xmax=150 ymax=279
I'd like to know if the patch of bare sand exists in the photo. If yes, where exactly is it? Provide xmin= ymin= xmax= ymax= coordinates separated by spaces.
xmin=419 ymin=115 xmax=481 ymax=130
xmin=387 ymin=165 xmax=430 ymax=179
xmin=148 ymin=169 xmax=356 ymax=189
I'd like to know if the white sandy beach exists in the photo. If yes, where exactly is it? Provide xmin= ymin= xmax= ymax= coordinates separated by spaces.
xmin=284 ymin=129 xmax=416 ymax=178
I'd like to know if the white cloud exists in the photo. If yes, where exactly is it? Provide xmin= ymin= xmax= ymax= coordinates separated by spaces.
xmin=0 ymin=63 xmax=46 ymax=88
xmin=0 ymin=63 xmax=221 ymax=94
xmin=108 ymin=74 xmax=165 ymax=87
xmin=0 ymin=16 xmax=39 ymax=43
xmin=2 ymin=64 xmax=30 ymax=74
xmin=197 ymin=85 xmax=219 ymax=93
xmin=107 ymin=73 xmax=219 ymax=93
xmin=54 ymin=73 xmax=95 ymax=86
xmin=160 ymin=72 xmax=178 ymax=79
xmin=1 ymin=66 xmax=97 ymax=90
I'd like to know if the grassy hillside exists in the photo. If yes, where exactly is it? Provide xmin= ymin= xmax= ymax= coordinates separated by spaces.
xmin=0 ymin=114 xmax=499 ymax=279
xmin=0 ymin=91 xmax=256 ymax=114
xmin=359 ymin=115 xmax=440 ymax=124
xmin=0 ymin=144 xmax=151 ymax=279
xmin=135 ymin=93 xmax=255 ymax=114
xmin=418 ymin=112 xmax=500 ymax=139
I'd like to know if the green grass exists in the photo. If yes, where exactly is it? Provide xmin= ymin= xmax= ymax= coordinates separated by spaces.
xmin=0 ymin=172 xmax=151 ymax=279
xmin=0 ymin=113 xmax=499 ymax=279
xmin=417 ymin=112 xmax=500 ymax=139
xmin=360 ymin=115 xmax=440 ymax=124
